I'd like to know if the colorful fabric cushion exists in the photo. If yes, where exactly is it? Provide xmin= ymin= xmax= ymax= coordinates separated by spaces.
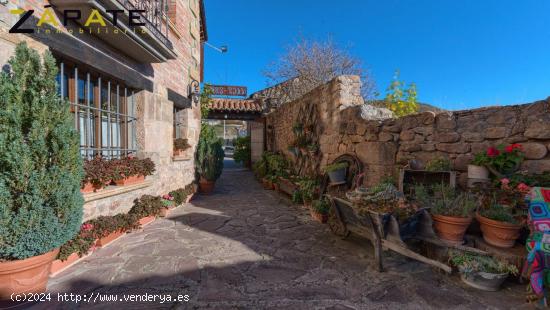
xmin=531 ymin=187 xmax=550 ymax=203
xmin=526 ymin=188 xmax=550 ymax=297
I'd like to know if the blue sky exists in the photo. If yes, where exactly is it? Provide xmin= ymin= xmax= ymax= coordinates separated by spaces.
xmin=203 ymin=0 xmax=550 ymax=110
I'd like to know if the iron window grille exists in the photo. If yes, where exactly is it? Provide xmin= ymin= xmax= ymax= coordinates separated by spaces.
xmin=56 ymin=60 xmax=138 ymax=159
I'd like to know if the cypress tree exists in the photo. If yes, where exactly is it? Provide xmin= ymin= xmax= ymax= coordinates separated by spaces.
xmin=0 ymin=43 xmax=83 ymax=260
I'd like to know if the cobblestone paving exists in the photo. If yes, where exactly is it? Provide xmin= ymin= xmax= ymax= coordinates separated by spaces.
xmin=35 ymin=167 xmax=528 ymax=310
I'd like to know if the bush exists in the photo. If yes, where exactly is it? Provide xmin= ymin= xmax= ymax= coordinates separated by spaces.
xmin=0 ymin=43 xmax=84 ymax=260
xmin=196 ymin=124 xmax=224 ymax=181
xmin=174 ymin=138 xmax=191 ymax=151
xmin=169 ymin=183 xmax=196 ymax=205
xmin=109 ymin=157 xmax=155 ymax=181
xmin=129 ymin=195 xmax=164 ymax=219
xmin=233 ymin=136 xmax=251 ymax=165
xmin=312 ymin=199 xmax=330 ymax=215
xmin=87 ymin=214 xmax=138 ymax=239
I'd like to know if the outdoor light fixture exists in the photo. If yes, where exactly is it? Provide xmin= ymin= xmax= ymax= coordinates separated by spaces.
xmin=205 ymin=42 xmax=228 ymax=53
xmin=190 ymin=80 xmax=200 ymax=105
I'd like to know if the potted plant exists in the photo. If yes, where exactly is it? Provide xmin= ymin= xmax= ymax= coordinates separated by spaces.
xmin=81 ymin=157 xmax=111 ymax=193
xmin=296 ymin=177 xmax=319 ymax=208
xmin=449 ymin=251 xmax=518 ymax=291
xmin=169 ymin=183 xmax=196 ymax=206
xmin=0 ymin=44 xmax=85 ymax=298
xmin=416 ymin=184 xmax=477 ymax=243
xmin=160 ymin=194 xmax=176 ymax=217
xmin=472 ymin=144 xmax=525 ymax=179
xmin=469 ymin=152 xmax=490 ymax=180
xmin=310 ymin=198 xmax=330 ymax=223
xmin=51 ymin=223 xmax=96 ymax=275
xmin=476 ymin=183 xmax=528 ymax=248
xmin=324 ymin=162 xmax=348 ymax=185
xmin=129 ymin=195 xmax=164 ymax=226
xmin=196 ymin=124 xmax=224 ymax=194
xmin=111 ymin=157 xmax=155 ymax=186
xmin=425 ymin=157 xmax=451 ymax=172
xmin=90 ymin=214 xmax=138 ymax=247
xmin=233 ymin=136 xmax=251 ymax=167
xmin=174 ymin=138 xmax=191 ymax=157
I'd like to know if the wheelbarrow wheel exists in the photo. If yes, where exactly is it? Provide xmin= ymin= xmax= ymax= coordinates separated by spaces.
xmin=328 ymin=205 xmax=350 ymax=239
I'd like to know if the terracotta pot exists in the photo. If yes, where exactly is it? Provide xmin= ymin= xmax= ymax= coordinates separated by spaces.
xmin=159 ymin=207 xmax=170 ymax=217
xmin=261 ymin=178 xmax=272 ymax=190
xmin=199 ymin=179 xmax=215 ymax=194
xmin=432 ymin=214 xmax=473 ymax=243
xmin=468 ymin=164 xmax=489 ymax=180
xmin=95 ymin=230 xmax=124 ymax=247
xmin=114 ymin=175 xmax=145 ymax=186
xmin=50 ymin=252 xmax=85 ymax=276
xmin=476 ymin=213 xmax=522 ymax=248
xmin=80 ymin=182 xmax=96 ymax=194
xmin=273 ymin=183 xmax=280 ymax=191
xmin=139 ymin=215 xmax=156 ymax=227
xmin=0 ymin=248 xmax=59 ymax=299
xmin=174 ymin=149 xmax=186 ymax=157
xmin=309 ymin=208 xmax=328 ymax=223
xmin=186 ymin=193 xmax=195 ymax=203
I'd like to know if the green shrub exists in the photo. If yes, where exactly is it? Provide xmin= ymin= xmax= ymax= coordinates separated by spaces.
xmin=0 ymin=43 xmax=84 ymax=260
xmin=449 ymin=251 xmax=518 ymax=275
xmin=169 ymin=183 xmax=196 ymax=205
xmin=129 ymin=195 xmax=164 ymax=218
xmin=425 ymin=157 xmax=451 ymax=172
xmin=312 ymin=198 xmax=330 ymax=215
xmin=196 ymin=124 xmax=224 ymax=181
xmin=233 ymin=136 xmax=251 ymax=165
xmin=87 ymin=214 xmax=138 ymax=239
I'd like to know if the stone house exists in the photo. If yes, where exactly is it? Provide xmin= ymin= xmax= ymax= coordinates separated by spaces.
xmin=0 ymin=0 xmax=207 ymax=220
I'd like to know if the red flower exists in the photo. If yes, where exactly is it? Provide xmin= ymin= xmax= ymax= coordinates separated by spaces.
xmin=81 ymin=223 xmax=94 ymax=232
xmin=505 ymin=145 xmax=514 ymax=153
xmin=517 ymin=183 xmax=531 ymax=193
xmin=487 ymin=147 xmax=500 ymax=157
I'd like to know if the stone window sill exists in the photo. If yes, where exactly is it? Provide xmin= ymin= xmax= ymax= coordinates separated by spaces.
xmin=173 ymin=156 xmax=192 ymax=162
xmin=83 ymin=179 xmax=154 ymax=203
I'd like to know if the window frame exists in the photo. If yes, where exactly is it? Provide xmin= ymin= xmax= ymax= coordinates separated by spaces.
xmin=56 ymin=57 xmax=138 ymax=159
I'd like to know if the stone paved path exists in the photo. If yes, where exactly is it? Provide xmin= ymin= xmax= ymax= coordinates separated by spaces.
xmin=33 ymin=167 xmax=528 ymax=310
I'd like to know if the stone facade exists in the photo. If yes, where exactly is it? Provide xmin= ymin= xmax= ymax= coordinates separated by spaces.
xmin=265 ymin=75 xmax=550 ymax=187
xmin=0 ymin=0 xmax=204 ymax=220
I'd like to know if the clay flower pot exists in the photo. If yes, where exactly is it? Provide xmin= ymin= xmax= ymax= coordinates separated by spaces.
xmin=186 ymin=193 xmax=195 ymax=203
xmin=0 ymin=248 xmax=59 ymax=299
xmin=476 ymin=213 xmax=522 ymax=248
xmin=139 ymin=215 xmax=156 ymax=227
xmin=159 ymin=207 xmax=170 ymax=217
xmin=50 ymin=251 xmax=89 ymax=276
xmin=95 ymin=230 xmax=124 ymax=247
xmin=114 ymin=175 xmax=145 ymax=186
xmin=432 ymin=214 xmax=473 ymax=243
xmin=199 ymin=179 xmax=215 ymax=194
xmin=261 ymin=178 xmax=273 ymax=190
xmin=309 ymin=208 xmax=328 ymax=223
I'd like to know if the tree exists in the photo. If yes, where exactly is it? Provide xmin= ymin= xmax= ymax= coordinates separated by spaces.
xmin=195 ymin=124 xmax=224 ymax=182
xmin=264 ymin=37 xmax=376 ymax=106
xmin=384 ymin=70 xmax=418 ymax=117
xmin=0 ymin=43 xmax=84 ymax=260
xmin=233 ymin=136 xmax=251 ymax=166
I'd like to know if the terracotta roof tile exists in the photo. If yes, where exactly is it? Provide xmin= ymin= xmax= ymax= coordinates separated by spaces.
xmin=209 ymin=98 xmax=263 ymax=113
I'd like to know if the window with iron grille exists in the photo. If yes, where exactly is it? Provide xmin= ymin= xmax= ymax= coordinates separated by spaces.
xmin=55 ymin=59 xmax=138 ymax=159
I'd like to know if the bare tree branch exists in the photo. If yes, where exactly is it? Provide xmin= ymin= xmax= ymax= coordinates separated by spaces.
xmin=262 ymin=37 xmax=376 ymax=106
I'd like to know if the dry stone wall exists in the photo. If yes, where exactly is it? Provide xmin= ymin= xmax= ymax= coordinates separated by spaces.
xmin=265 ymin=75 xmax=550 ymax=187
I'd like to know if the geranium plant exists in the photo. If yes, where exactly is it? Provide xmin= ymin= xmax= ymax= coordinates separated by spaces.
xmin=472 ymin=144 xmax=524 ymax=177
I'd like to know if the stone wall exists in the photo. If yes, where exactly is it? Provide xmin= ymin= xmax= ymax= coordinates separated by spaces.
xmin=265 ymin=75 xmax=550 ymax=188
